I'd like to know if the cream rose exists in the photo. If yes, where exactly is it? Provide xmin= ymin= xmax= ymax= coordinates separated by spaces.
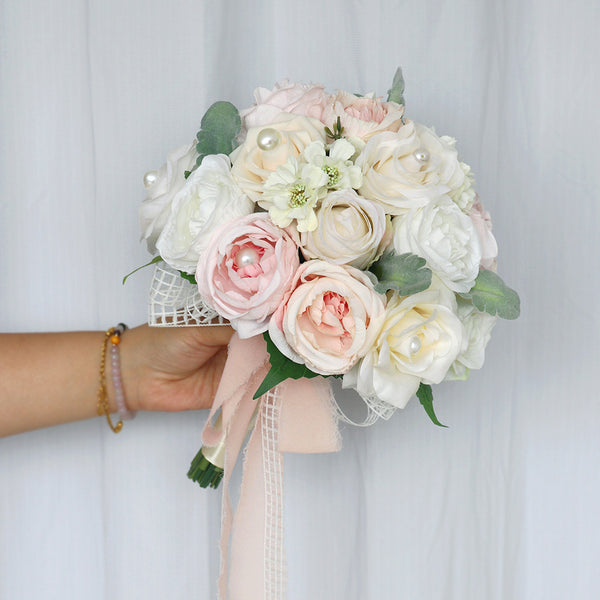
xmin=356 ymin=121 xmax=465 ymax=215
xmin=446 ymin=298 xmax=497 ymax=380
xmin=300 ymin=188 xmax=391 ymax=270
xmin=343 ymin=289 xmax=464 ymax=408
xmin=196 ymin=213 xmax=300 ymax=338
xmin=240 ymin=80 xmax=332 ymax=129
xmin=156 ymin=154 xmax=254 ymax=273
xmin=393 ymin=195 xmax=482 ymax=293
xmin=230 ymin=114 xmax=326 ymax=201
xmin=139 ymin=143 xmax=198 ymax=253
xmin=269 ymin=260 xmax=386 ymax=375
xmin=322 ymin=90 xmax=404 ymax=141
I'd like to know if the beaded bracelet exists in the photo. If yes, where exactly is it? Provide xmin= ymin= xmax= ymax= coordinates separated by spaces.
xmin=97 ymin=323 xmax=136 ymax=433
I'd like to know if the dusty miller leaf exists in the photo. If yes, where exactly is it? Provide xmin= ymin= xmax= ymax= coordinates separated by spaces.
xmin=465 ymin=270 xmax=520 ymax=320
xmin=387 ymin=67 xmax=406 ymax=105
xmin=370 ymin=252 xmax=432 ymax=295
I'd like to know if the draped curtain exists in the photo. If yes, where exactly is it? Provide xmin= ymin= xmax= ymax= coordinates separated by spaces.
xmin=1 ymin=1 xmax=598 ymax=598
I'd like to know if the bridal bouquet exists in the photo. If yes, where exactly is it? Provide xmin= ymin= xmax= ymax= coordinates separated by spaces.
xmin=137 ymin=68 xmax=519 ymax=598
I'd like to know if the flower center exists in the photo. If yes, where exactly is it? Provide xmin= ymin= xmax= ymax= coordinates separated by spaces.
xmin=288 ymin=184 xmax=309 ymax=208
xmin=323 ymin=165 xmax=340 ymax=187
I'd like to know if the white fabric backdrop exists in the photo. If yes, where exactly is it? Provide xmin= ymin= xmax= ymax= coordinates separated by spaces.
xmin=1 ymin=1 xmax=599 ymax=598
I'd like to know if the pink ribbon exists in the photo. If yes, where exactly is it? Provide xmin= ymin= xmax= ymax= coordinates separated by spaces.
xmin=202 ymin=333 xmax=341 ymax=600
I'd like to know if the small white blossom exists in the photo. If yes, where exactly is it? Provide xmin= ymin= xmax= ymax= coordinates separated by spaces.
xmin=302 ymin=139 xmax=363 ymax=191
xmin=260 ymin=157 xmax=328 ymax=232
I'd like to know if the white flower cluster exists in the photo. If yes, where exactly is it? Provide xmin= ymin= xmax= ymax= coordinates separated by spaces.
xmin=139 ymin=75 xmax=505 ymax=413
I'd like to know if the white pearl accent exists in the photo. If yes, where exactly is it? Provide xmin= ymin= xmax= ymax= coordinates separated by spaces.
xmin=143 ymin=170 xmax=158 ymax=188
xmin=408 ymin=335 xmax=422 ymax=355
xmin=413 ymin=149 xmax=430 ymax=163
xmin=256 ymin=128 xmax=281 ymax=151
xmin=234 ymin=247 xmax=260 ymax=268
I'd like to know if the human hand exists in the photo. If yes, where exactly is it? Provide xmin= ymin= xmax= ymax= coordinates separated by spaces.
xmin=119 ymin=324 xmax=234 ymax=413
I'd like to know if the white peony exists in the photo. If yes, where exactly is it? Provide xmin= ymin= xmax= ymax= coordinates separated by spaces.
xmin=139 ymin=143 xmax=198 ymax=253
xmin=446 ymin=298 xmax=498 ymax=380
xmin=393 ymin=195 xmax=482 ymax=293
xmin=300 ymin=188 xmax=391 ymax=270
xmin=156 ymin=154 xmax=254 ymax=273
xmin=448 ymin=162 xmax=476 ymax=213
xmin=343 ymin=289 xmax=464 ymax=409
xmin=356 ymin=121 xmax=466 ymax=215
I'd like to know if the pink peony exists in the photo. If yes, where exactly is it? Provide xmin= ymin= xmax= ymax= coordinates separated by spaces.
xmin=268 ymin=260 xmax=386 ymax=376
xmin=469 ymin=199 xmax=498 ymax=270
xmin=196 ymin=213 xmax=300 ymax=338
xmin=240 ymin=80 xmax=333 ymax=129
xmin=322 ymin=90 xmax=405 ymax=141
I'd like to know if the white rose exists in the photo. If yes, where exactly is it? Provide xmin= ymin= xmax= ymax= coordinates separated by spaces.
xmin=139 ymin=143 xmax=197 ymax=253
xmin=356 ymin=121 xmax=465 ymax=215
xmin=343 ymin=289 xmax=464 ymax=409
xmin=269 ymin=260 xmax=386 ymax=376
xmin=230 ymin=114 xmax=326 ymax=201
xmin=156 ymin=154 xmax=254 ymax=273
xmin=446 ymin=298 xmax=498 ymax=380
xmin=393 ymin=195 xmax=482 ymax=293
xmin=300 ymin=188 xmax=391 ymax=270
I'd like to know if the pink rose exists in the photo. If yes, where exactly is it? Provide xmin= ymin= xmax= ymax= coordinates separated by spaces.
xmin=469 ymin=199 xmax=498 ymax=270
xmin=196 ymin=213 xmax=300 ymax=338
xmin=240 ymin=80 xmax=333 ymax=129
xmin=322 ymin=90 xmax=405 ymax=141
xmin=269 ymin=260 xmax=386 ymax=375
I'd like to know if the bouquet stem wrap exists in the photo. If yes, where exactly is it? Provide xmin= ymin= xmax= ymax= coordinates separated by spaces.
xmin=202 ymin=333 xmax=341 ymax=600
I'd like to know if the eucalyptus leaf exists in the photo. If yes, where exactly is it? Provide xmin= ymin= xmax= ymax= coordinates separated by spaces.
xmin=416 ymin=383 xmax=447 ymax=428
xmin=194 ymin=101 xmax=241 ymax=163
xmin=253 ymin=332 xmax=320 ymax=399
xmin=387 ymin=67 xmax=406 ymax=106
xmin=466 ymin=269 xmax=520 ymax=320
xmin=370 ymin=252 xmax=432 ymax=295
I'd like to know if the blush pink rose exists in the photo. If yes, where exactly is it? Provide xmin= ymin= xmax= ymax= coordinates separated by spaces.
xmin=268 ymin=260 xmax=386 ymax=375
xmin=196 ymin=213 xmax=300 ymax=338
xmin=469 ymin=199 xmax=498 ymax=270
xmin=322 ymin=90 xmax=405 ymax=141
xmin=240 ymin=80 xmax=333 ymax=129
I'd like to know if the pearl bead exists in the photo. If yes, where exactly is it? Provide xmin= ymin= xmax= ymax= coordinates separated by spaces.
xmin=256 ymin=128 xmax=281 ymax=151
xmin=143 ymin=170 xmax=158 ymax=188
xmin=413 ymin=149 xmax=430 ymax=163
xmin=408 ymin=336 xmax=422 ymax=355
xmin=234 ymin=247 xmax=260 ymax=268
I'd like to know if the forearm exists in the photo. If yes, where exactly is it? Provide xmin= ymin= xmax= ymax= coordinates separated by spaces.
xmin=0 ymin=331 xmax=117 ymax=437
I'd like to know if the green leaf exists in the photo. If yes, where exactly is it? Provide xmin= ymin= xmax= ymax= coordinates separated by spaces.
xmin=387 ymin=67 xmax=405 ymax=105
xmin=253 ymin=332 xmax=320 ymax=399
xmin=370 ymin=252 xmax=432 ymax=295
xmin=194 ymin=101 xmax=241 ymax=163
xmin=416 ymin=383 xmax=447 ymax=428
xmin=122 ymin=255 xmax=162 ymax=285
xmin=465 ymin=269 xmax=520 ymax=320
xmin=178 ymin=270 xmax=197 ymax=285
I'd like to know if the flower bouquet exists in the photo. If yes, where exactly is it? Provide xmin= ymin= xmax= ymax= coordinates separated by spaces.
xmin=137 ymin=68 xmax=519 ymax=599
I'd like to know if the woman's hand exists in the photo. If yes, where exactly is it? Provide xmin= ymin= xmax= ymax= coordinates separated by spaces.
xmin=121 ymin=324 xmax=234 ymax=413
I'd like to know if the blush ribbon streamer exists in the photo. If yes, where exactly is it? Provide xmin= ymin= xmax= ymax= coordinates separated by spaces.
xmin=202 ymin=333 xmax=341 ymax=600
